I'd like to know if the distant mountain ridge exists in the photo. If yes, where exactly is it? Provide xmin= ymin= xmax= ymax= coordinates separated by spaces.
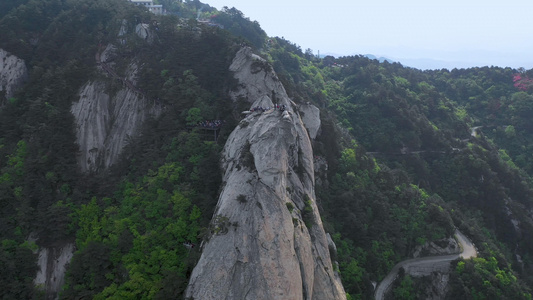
xmin=363 ymin=54 xmax=395 ymax=64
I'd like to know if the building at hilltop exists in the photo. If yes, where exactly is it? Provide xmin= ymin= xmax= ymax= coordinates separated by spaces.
xmin=129 ymin=0 xmax=164 ymax=15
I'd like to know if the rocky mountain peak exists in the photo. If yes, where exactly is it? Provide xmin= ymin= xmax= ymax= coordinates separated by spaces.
xmin=186 ymin=47 xmax=346 ymax=299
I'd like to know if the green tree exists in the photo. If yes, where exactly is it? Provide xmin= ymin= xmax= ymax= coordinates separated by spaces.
xmin=186 ymin=107 xmax=202 ymax=125
xmin=393 ymin=274 xmax=415 ymax=300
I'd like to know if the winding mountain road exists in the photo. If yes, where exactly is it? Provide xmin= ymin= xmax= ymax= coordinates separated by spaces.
xmin=374 ymin=230 xmax=476 ymax=300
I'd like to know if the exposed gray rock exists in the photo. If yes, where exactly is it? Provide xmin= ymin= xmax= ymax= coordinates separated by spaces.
xmin=412 ymin=236 xmax=460 ymax=258
xmin=186 ymin=47 xmax=346 ymax=300
xmin=135 ymin=23 xmax=153 ymax=43
xmin=118 ymin=19 xmax=128 ymax=37
xmin=71 ymin=63 xmax=161 ymax=172
xmin=299 ymin=103 xmax=321 ymax=139
xmin=229 ymin=48 xmax=288 ymax=106
xmin=34 ymin=242 xmax=75 ymax=300
xmin=71 ymin=81 xmax=110 ymax=172
xmin=100 ymin=44 xmax=117 ymax=64
xmin=72 ymin=82 xmax=158 ymax=172
xmin=0 ymin=49 xmax=28 ymax=101
xmin=327 ymin=232 xmax=338 ymax=257
xmin=420 ymin=273 xmax=450 ymax=300
xmin=313 ymin=155 xmax=328 ymax=188
xmin=118 ymin=19 xmax=128 ymax=45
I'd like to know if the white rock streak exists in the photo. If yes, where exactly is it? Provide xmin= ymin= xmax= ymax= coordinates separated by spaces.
xmin=0 ymin=49 xmax=27 ymax=101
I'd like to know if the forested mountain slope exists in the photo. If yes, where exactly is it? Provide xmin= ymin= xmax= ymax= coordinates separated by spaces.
xmin=268 ymin=39 xmax=533 ymax=299
xmin=0 ymin=1 xmax=532 ymax=300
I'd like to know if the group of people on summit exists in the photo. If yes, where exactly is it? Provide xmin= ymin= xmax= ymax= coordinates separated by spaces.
xmin=250 ymin=104 xmax=286 ymax=113
xmin=194 ymin=120 xmax=225 ymax=129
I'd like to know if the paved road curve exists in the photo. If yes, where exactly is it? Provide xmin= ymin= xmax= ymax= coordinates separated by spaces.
xmin=374 ymin=229 xmax=477 ymax=300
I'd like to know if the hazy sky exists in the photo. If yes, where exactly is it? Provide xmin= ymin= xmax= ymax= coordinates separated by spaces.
xmin=204 ymin=0 xmax=533 ymax=69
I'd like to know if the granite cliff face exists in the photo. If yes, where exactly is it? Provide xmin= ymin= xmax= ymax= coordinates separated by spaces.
xmin=34 ymin=25 xmax=162 ymax=299
xmin=0 ymin=48 xmax=27 ymax=102
xmin=186 ymin=47 xmax=346 ymax=300
xmin=34 ymin=243 xmax=74 ymax=300
xmin=71 ymin=44 xmax=160 ymax=172
xmin=71 ymin=79 xmax=159 ymax=172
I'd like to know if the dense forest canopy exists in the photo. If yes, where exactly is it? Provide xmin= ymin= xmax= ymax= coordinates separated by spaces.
xmin=267 ymin=37 xmax=533 ymax=299
xmin=1 ymin=0 xmax=533 ymax=299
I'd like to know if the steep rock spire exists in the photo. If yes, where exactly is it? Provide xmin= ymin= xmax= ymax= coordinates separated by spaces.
xmin=186 ymin=47 xmax=345 ymax=300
